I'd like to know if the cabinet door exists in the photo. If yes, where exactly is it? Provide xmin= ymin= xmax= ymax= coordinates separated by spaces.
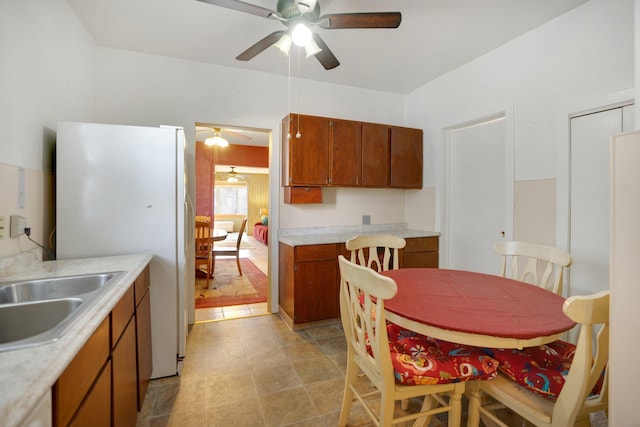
xmin=69 ymin=361 xmax=111 ymax=427
xmin=330 ymin=119 xmax=361 ymax=186
xmin=362 ymin=123 xmax=390 ymax=187
xmin=136 ymin=288 xmax=153 ymax=410
xmin=402 ymin=237 xmax=439 ymax=268
xmin=390 ymin=126 xmax=423 ymax=188
xmin=283 ymin=114 xmax=330 ymax=186
xmin=295 ymin=259 xmax=339 ymax=323
xmin=112 ymin=319 xmax=138 ymax=427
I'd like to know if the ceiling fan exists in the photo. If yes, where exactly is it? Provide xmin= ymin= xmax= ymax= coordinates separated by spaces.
xmin=196 ymin=126 xmax=252 ymax=146
xmin=223 ymin=166 xmax=247 ymax=182
xmin=195 ymin=0 xmax=401 ymax=70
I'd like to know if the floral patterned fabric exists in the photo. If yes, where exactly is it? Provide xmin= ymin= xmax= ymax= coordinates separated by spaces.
xmin=386 ymin=323 xmax=499 ymax=385
xmin=482 ymin=340 xmax=604 ymax=401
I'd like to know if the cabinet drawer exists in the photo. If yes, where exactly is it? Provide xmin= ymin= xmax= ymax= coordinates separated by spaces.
xmin=405 ymin=237 xmax=438 ymax=253
xmin=296 ymin=244 xmax=337 ymax=262
xmin=134 ymin=265 xmax=150 ymax=307
xmin=54 ymin=317 xmax=110 ymax=427
xmin=111 ymin=285 xmax=134 ymax=346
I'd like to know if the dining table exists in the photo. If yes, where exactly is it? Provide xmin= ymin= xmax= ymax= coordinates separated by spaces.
xmin=211 ymin=228 xmax=228 ymax=242
xmin=380 ymin=268 xmax=576 ymax=350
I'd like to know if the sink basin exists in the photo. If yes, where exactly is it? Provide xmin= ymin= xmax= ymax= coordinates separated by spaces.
xmin=0 ymin=271 xmax=125 ymax=351
xmin=0 ymin=298 xmax=83 ymax=345
xmin=0 ymin=272 xmax=123 ymax=304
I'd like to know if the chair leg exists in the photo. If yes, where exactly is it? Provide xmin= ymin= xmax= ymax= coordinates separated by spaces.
xmin=447 ymin=384 xmax=464 ymax=427
xmin=466 ymin=381 xmax=482 ymax=427
xmin=338 ymin=356 xmax=359 ymax=427
xmin=236 ymin=254 xmax=243 ymax=275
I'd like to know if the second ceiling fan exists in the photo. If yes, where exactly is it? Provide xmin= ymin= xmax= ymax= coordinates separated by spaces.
xmin=196 ymin=0 xmax=401 ymax=70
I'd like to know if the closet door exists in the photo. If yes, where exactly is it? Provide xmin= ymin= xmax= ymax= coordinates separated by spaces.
xmin=569 ymin=104 xmax=635 ymax=295
xmin=447 ymin=116 xmax=509 ymax=274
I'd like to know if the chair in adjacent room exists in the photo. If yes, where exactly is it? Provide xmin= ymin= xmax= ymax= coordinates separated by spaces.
xmin=345 ymin=234 xmax=406 ymax=272
xmin=195 ymin=218 xmax=213 ymax=286
xmin=337 ymin=256 xmax=500 ymax=427
xmin=468 ymin=290 xmax=610 ymax=427
xmin=212 ymin=218 xmax=247 ymax=276
xmin=494 ymin=241 xmax=572 ymax=295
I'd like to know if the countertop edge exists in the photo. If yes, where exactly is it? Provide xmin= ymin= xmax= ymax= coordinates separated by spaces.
xmin=278 ymin=228 xmax=440 ymax=246
xmin=0 ymin=253 xmax=152 ymax=427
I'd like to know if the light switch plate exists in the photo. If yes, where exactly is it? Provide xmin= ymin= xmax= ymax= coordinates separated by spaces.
xmin=10 ymin=215 xmax=26 ymax=238
xmin=0 ymin=216 xmax=5 ymax=239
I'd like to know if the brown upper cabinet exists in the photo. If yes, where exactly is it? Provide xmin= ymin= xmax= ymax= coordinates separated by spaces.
xmin=391 ymin=126 xmax=423 ymax=189
xmin=282 ymin=114 xmax=330 ymax=186
xmin=282 ymin=114 xmax=422 ymax=190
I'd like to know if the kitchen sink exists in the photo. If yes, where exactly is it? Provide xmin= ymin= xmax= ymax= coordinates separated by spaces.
xmin=0 ymin=298 xmax=83 ymax=345
xmin=0 ymin=271 xmax=125 ymax=351
xmin=0 ymin=272 xmax=122 ymax=304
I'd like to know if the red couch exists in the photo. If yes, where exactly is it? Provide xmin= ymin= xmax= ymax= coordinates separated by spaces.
xmin=254 ymin=222 xmax=268 ymax=245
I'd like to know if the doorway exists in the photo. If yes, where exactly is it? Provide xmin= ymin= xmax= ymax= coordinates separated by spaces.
xmin=444 ymin=114 xmax=514 ymax=274
xmin=568 ymin=102 xmax=635 ymax=296
xmin=193 ymin=123 xmax=271 ymax=322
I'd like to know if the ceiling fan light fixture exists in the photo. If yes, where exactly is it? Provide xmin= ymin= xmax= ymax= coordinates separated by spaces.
xmin=291 ymin=22 xmax=312 ymax=47
xmin=204 ymin=129 xmax=229 ymax=147
xmin=274 ymin=33 xmax=292 ymax=55
xmin=227 ymin=176 xmax=239 ymax=183
xmin=304 ymin=38 xmax=322 ymax=58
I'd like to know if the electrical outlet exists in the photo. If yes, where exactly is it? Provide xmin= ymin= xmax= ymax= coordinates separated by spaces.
xmin=0 ymin=216 xmax=5 ymax=239
xmin=10 ymin=215 xmax=26 ymax=238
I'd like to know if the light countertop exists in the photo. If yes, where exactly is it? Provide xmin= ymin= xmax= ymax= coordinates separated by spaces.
xmin=0 ymin=253 xmax=152 ymax=427
xmin=278 ymin=223 xmax=439 ymax=246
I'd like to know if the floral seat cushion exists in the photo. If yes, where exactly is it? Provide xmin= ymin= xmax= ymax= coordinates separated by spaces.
xmin=386 ymin=323 xmax=499 ymax=385
xmin=482 ymin=340 xmax=604 ymax=400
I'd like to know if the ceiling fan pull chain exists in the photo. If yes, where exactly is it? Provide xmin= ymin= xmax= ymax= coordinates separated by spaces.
xmin=296 ymin=47 xmax=301 ymax=139
xmin=287 ymin=47 xmax=292 ymax=140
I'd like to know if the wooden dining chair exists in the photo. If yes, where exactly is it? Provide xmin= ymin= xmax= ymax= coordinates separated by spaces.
xmin=337 ymin=256 xmax=500 ymax=427
xmin=494 ymin=241 xmax=572 ymax=295
xmin=468 ymin=290 xmax=609 ymax=427
xmin=195 ymin=219 xmax=213 ymax=286
xmin=212 ymin=218 xmax=247 ymax=276
xmin=345 ymin=234 xmax=406 ymax=272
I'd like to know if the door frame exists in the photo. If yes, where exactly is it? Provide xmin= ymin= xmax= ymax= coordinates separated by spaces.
xmin=438 ymin=101 xmax=515 ymax=268
xmin=555 ymin=88 xmax=635 ymax=260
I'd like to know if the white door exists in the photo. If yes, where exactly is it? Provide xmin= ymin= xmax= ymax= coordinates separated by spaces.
xmin=569 ymin=103 xmax=635 ymax=296
xmin=446 ymin=116 xmax=511 ymax=274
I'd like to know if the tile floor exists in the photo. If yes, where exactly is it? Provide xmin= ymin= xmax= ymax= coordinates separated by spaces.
xmin=137 ymin=314 xmax=458 ymax=427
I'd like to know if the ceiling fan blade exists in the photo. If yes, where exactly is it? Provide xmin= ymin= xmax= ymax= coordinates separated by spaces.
xmin=319 ymin=12 xmax=401 ymax=29
xmin=312 ymin=34 xmax=339 ymax=70
xmin=224 ymin=129 xmax=252 ymax=141
xmin=236 ymin=31 xmax=287 ymax=61
xmin=195 ymin=0 xmax=278 ymax=19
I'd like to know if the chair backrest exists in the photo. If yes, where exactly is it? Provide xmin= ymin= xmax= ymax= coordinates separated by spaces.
xmin=345 ymin=234 xmax=406 ymax=272
xmin=553 ymin=290 xmax=609 ymax=426
xmin=494 ymin=241 xmax=572 ymax=295
xmin=195 ymin=219 xmax=211 ymax=239
xmin=195 ymin=220 xmax=212 ymax=257
xmin=338 ymin=255 xmax=398 ymax=389
xmin=234 ymin=218 xmax=248 ymax=250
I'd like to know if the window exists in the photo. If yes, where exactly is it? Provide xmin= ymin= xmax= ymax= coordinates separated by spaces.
xmin=214 ymin=182 xmax=248 ymax=215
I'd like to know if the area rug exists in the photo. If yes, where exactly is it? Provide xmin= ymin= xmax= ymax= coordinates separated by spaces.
xmin=195 ymin=258 xmax=267 ymax=309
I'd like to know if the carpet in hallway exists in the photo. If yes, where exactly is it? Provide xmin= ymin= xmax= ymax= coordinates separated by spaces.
xmin=195 ymin=258 xmax=267 ymax=308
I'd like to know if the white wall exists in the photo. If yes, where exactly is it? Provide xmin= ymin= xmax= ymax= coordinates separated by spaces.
xmin=0 ymin=0 xmax=96 ymax=257
xmin=404 ymin=0 xmax=635 ymax=237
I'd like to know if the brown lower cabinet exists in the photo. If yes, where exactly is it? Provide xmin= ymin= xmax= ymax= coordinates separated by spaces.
xmin=278 ymin=236 xmax=438 ymax=327
xmin=52 ymin=265 xmax=152 ymax=427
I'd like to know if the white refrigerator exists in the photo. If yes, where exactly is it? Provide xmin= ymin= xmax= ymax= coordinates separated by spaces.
xmin=56 ymin=121 xmax=194 ymax=379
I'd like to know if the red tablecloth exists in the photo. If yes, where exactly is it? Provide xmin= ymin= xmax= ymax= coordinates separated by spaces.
xmin=381 ymin=269 xmax=576 ymax=340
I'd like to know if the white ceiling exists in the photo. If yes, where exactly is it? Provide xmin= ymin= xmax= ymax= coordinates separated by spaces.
xmin=66 ymin=0 xmax=589 ymax=95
